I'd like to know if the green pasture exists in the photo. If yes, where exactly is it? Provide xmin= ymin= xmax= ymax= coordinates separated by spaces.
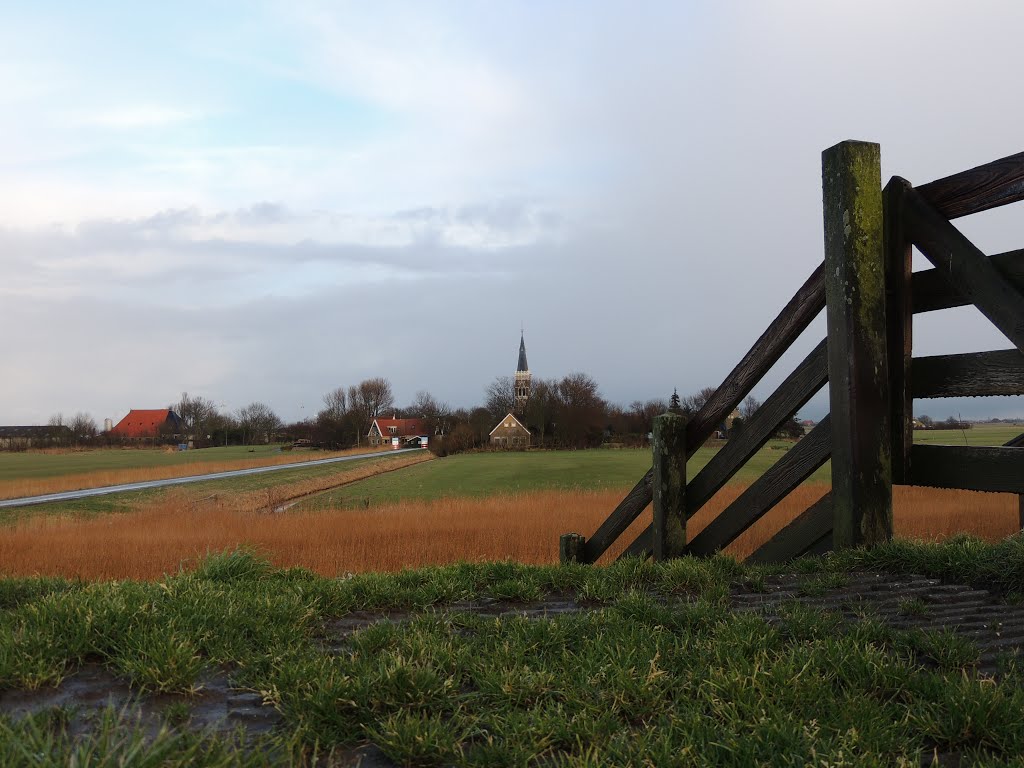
xmin=0 ymin=444 xmax=309 ymax=484
xmin=912 ymin=422 xmax=1023 ymax=447
xmin=2 ymin=540 xmax=1024 ymax=765
xmin=294 ymin=441 xmax=832 ymax=512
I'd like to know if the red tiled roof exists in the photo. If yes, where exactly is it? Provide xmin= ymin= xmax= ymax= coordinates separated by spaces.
xmin=370 ymin=417 xmax=426 ymax=437
xmin=110 ymin=409 xmax=180 ymax=438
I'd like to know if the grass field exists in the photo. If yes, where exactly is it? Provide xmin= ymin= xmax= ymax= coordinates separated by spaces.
xmin=913 ymin=422 xmax=1023 ymax=446
xmin=3 ymin=544 xmax=1024 ymax=765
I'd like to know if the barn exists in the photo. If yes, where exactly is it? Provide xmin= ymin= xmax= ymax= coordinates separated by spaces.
xmin=109 ymin=409 xmax=183 ymax=440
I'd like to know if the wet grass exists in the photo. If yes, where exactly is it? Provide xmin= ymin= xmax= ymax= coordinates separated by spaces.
xmin=4 ymin=540 xmax=1024 ymax=765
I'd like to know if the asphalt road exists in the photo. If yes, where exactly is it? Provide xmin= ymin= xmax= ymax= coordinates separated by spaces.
xmin=0 ymin=448 xmax=423 ymax=510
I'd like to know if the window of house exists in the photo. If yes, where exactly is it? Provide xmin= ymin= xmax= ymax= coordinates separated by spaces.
xmin=388 ymin=426 xmax=397 ymax=434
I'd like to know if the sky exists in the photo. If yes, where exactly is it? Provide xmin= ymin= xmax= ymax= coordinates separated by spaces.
xmin=2 ymin=0 xmax=1022 ymax=426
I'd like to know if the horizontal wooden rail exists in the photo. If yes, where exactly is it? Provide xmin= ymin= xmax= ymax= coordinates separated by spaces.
xmin=912 ymin=350 xmax=1024 ymax=398
xmin=582 ymin=263 xmax=826 ymax=564
xmin=912 ymin=249 xmax=1024 ymax=314
xmin=916 ymin=151 xmax=1024 ymax=220
xmin=686 ymin=416 xmax=832 ymax=556
xmin=908 ymin=444 xmax=1024 ymax=494
xmin=746 ymin=492 xmax=833 ymax=564
xmin=688 ymin=339 xmax=828 ymax=513
xmin=904 ymin=187 xmax=1024 ymax=353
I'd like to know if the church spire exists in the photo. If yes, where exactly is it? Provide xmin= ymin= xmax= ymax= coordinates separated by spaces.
xmin=517 ymin=331 xmax=529 ymax=373
xmin=514 ymin=330 xmax=531 ymax=413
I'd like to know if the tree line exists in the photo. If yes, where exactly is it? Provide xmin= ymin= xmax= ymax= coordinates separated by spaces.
xmin=25 ymin=375 xmax=809 ymax=453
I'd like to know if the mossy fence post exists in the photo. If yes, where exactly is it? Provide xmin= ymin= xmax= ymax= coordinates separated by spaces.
xmin=559 ymin=533 xmax=586 ymax=564
xmin=652 ymin=412 xmax=687 ymax=560
xmin=822 ymin=140 xmax=893 ymax=549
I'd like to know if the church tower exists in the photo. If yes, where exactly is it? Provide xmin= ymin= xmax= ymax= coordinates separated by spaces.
xmin=513 ymin=331 xmax=531 ymax=414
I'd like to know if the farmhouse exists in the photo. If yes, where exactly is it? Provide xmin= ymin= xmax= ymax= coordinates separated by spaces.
xmin=109 ymin=409 xmax=183 ymax=440
xmin=0 ymin=425 xmax=72 ymax=450
xmin=490 ymin=412 xmax=531 ymax=448
xmin=368 ymin=416 xmax=427 ymax=447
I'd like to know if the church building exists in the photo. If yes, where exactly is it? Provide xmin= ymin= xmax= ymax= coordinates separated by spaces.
xmin=490 ymin=332 xmax=532 ymax=448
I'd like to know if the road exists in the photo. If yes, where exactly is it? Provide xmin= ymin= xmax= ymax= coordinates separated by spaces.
xmin=0 ymin=448 xmax=423 ymax=510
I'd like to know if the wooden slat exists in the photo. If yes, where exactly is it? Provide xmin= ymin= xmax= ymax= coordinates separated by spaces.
xmin=803 ymin=534 xmax=834 ymax=558
xmin=917 ymin=150 xmax=1024 ymax=220
xmin=685 ymin=263 xmax=826 ymax=451
xmin=1005 ymin=432 xmax=1024 ymax=448
xmin=912 ymin=350 xmax=1024 ymax=398
xmin=687 ymin=417 xmax=832 ymax=555
xmin=617 ymin=527 xmax=652 ymax=562
xmin=912 ymin=250 xmax=1024 ymax=314
xmin=908 ymin=444 xmax=1024 ymax=494
xmin=581 ymin=472 xmax=652 ymax=563
xmin=746 ymin=492 xmax=832 ymax=564
xmin=904 ymin=187 xmax=1024 ymax=353
xmin=687 ymin=339 xmax=827 ymax=514
xmin=885 ymin=177 xmax=914 ymax=486
xmin=584 ymin=263 xmax=826 ymax=564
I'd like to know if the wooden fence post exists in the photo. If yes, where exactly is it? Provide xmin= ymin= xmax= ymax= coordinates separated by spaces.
xmin=652 ymin=413 xmax=687 ymax=560
xmin=560 ymin=533 xmax=586 ymax=564
xmin=822 ymin=140 xmax=892 ymax=549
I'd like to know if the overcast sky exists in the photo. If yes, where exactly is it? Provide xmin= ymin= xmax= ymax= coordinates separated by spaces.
xmin=2 ymin=1 xmax=1022 ymax=426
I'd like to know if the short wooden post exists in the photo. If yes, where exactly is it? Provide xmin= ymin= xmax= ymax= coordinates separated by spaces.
xmin=559 ymin=533 xmax=586 ymax=564
xmin=822 ymin=140 xmax=892 ymax=549
xmin=652 ymin=412 xmax=687 ymax=560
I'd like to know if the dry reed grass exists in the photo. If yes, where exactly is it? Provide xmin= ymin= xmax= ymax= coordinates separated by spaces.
xmin=0 ymin=445 xmax=393 ymax=501
xmin=0 ymin=482 xmax=1017 ymax=580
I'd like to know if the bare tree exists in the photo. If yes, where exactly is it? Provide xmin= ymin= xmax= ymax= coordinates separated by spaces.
xmin=485 ymin=375 xmax=514 ymax=421
xmin=175 ymin=392 xmax=220 ymax=445
xmin=681 ymin=386 xmax=718 ymax=417
xmin=321 ymin=386 xmax=348 ymax=421
xmin=236 ymin=402 xmax=282 ymax=445
xmin=69 ymin=412 xmax=97 ymax=444
xmin=348 ymin=377 xmax=395 ymax=434
xmin=555 ymin=372 xmax=607 ymax=447
xmin=740 ymin=395 xmax=762 ymax=420
xmin=407 ymin=390 xmax=452 ymax=434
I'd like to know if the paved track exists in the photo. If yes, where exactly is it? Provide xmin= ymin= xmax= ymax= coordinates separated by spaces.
xmin=0 ymin=448 xmax=423 ymax=509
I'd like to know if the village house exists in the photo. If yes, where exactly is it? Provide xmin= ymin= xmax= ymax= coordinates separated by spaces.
xmin=367 ymin=416 xmax=427 ymax=448
xmin=0 ymin=425 xmax=72 ymax=450
xmin=489 ymin=412 xmax=531 ymax=448
xmin=109 ymin=409 xmax=183 ymax=441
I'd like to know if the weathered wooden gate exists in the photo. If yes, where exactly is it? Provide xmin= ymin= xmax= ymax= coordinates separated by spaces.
xmin=562 ymin=140 xmax=1024 ymax=565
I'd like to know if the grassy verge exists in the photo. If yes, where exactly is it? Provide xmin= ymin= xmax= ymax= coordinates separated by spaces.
xmin=3 ymin=541 xmax=1024 ymax=765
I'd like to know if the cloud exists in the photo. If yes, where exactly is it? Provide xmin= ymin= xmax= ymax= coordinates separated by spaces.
xmin=78 ymin=105 xmax=200 ymax=129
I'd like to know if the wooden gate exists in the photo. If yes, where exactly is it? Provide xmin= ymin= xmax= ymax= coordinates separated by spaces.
xmin=562 ymin=141 xmax=1024 ymax=565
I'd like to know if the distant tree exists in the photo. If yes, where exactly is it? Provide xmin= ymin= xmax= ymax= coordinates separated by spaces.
xmin=69 ymin=412 xmax=97 ymax=444
xmin=681 ymin=386 xmax=717 ymax=417
xmin=669 ymin=389 xmax=682 ymax=414
xmin=321 ymin=387 xmax=348 ymax=421
xmin=174 ymin=392 xmax=219 ymax=446
xmin=524 ymin=378 xmax=559 ymax=446
xmin=917 ymin=414 xmax=934 ymax=428
xmin=777 ymin=416 xmax=804 ymax=440
xmin=407 ymin=390 xmax=452 ymax=434
xmin=554 ymin=372 xmax=606 ymax=448
xmin=236 ymin=402 xmax=281 ymax=445
xmin=729 ymin=416 xmax=744 ymax=437
xmin=347 ymin=378 xmax=395 ymax=436
xmin=485 ymin=375 xmax=515 ymax=422
xmin=740 ymin=395 xmax=762 ymax=420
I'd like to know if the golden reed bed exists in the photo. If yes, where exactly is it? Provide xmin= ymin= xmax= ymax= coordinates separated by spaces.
xmin=0 ymin=484 xmax=1017 ymax=580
